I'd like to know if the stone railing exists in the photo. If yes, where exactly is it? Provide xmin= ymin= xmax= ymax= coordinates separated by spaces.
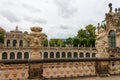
xmin=43 ymin=62 xmax=96 ymax=78
xmin=0 ymin=64 xmax=28 ymax=80
xmin=108 ymin=61 xmax=120 ymax=74
xmin=1 ymin=58 xmax=120 ymax=79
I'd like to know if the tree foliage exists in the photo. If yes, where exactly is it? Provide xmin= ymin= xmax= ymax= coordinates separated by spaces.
xmin=57 ymin=39 xmax=64 ymax=47
xmin=42 ymin=24 xmax=96 ymax=47
xmin=75 ymin=24 xmax=96 ymax=47
xmin=0 ymin=31 xmax=4 ymax=43
xmin=72 ymin=37 xmax=80 ymax=47
xmin=65 ymin=37 xmax=72 ymax=44
xmin=42 ymin=39 xmax=48 ymax=47
xmin=85 ymin=24 xmax=96 ymax=38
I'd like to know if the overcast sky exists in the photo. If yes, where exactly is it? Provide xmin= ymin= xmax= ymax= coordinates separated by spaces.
xmin=0 ymin=0 xmax=120 ymax=39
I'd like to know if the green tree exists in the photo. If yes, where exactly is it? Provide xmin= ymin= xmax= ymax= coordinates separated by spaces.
xmin=80 ymin=38 xmax=88 ymax=47
xmin=85 ymin=24 xmax=96 ymax=38
xmin=24 ymin=31 xmax=28 ymax=35
xmin=0 ymin=31 xmax=4 ymax=43
xmin=42 ymin=39 xmax=48 ymax=47
xmin=49 ymin=39 xmax=57 ymax=47
xmin=57 ymin=39 xmax=64 ymax=47
xmin=65 ymin=37 xmax=72 ymax=44
xmin=88 ymin=38 xmax=95 ymax=47
xmin=77 ymin=29 xmax=87 ymax=38
xmin=77 ymin=24 xmax=96 ymax=47
xmin=72 ymin=37 xmax=80 ymax=47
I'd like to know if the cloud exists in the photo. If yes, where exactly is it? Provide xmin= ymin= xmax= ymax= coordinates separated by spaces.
xmin=59 ymin=25 xmax=70 ymax=30
xmin=0 ymin=0 xmax=120 ymax=39
xmin=24 ymin=16 xmax=47 ymax=24
xmin=54 ymin=0 xmax=78 ymax=18
xmin=22 ymin=3 xmax=40 ymax=12
xmin=0 ymin=10 xmax=21 ymax=22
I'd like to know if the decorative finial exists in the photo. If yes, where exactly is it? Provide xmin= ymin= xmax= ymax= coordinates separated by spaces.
xmin=115 ymin=8 xmax=117 ymax=13
xmin=118 ymin=8 xmax=120 ymax=12
xmin=97 ymin=23 xmax=100 ymax=32
xmin=98 ymin=23 xmax=100 ymax=27
xmin=108 ymin=3 xmax=112 ymax=12
xmin=16 ymin=25 xmax=18 ymax=30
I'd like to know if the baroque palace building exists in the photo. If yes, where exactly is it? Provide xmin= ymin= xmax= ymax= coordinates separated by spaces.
xmin=0 ymin=3 xmax=120 ymax=80
xmin=0 ymin=26 xmax=97 ymax=61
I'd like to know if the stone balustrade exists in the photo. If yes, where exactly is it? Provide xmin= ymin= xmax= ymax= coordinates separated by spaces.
xmin=0 ymin=65 xmax=28 ymax=80
xmin=43 ymin=62 xmax=96 ymax=78
xmin=0 ymin=59 xmax=120 ymax=79
xmin=108 ymin=61 xmax=120 ymax=75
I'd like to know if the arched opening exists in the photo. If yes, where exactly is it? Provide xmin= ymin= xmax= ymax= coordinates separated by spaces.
xmin=19 ymin=40 xmax=23 ymax=47
xmin=73 ymin=52 xmax=78 ymax=58
xmin=24 ymin=52 xmax=29 ymax=59
xmin=13 ymin=40 xmax=17 ymax=47
xmin=50 ymin=52 xmax=54 ymax=58
xmin=79 ymin=52 xmax=84 ymax=57
xmin=44 ymin=52 xmax=48 ymax=59
xmin=92 ymin=53 xmax=96 ymax=57
xmin=67 ymin=52 xmax=72 ymax=58
xmin=86 ymin=52 xmax=90 ymax=57
xmin=62 ymin=52 xmax=66 ymax=58
xmin=56 ymin=52 xmax=60 ymax=58
xmin=2 ymin=52 xmax=7 ymax=59
xmin=10 ymin=52 xmax=15 ymax=59
xmin=7 ymin=40 xmax=10 ymax=47
xmin=17 ymin=52 xmax=22 ymax=59
xmin=108 ymin=30 xmax=116 ymax=48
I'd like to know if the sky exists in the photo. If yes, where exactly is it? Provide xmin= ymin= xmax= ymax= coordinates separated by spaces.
xmin=0 ymin=0 xmax=120 ymax=39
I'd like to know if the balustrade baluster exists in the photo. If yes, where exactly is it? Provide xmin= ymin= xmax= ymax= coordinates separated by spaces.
xmin=21 ymin=66 xmax=26 ymax=80
xmin=12 ymin=65 xmax=18 ymax=80
xmin=4 ymin=65 xmax=10 ymax=80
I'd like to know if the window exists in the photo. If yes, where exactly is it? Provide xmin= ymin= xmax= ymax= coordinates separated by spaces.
xmin=67 ymin=52 xmax=72 ymax=58
xmin=7 ymin=40 xmax=10 ymax=47
xmin=2 ymin=52 xmax=7 ymax=59
xmin=108 ymin=30 xmax=116 ymax=48
xmin=62 ymin=52 xmax=66 ymax=58
xmin=56 ymin=52 xmax=60 ymax=58
xmin=19 ymin=40 xmax=23 ymax=47
xmin=44 ymin=52 xmax=48 ymax=59
xmin=73 ymin=52 xmax=78 ymax=58
xmin=86 ymin=53 xmax=90 ymax=57
xmin=50 ymin=52 xmax=54 ymax=58
xmin=10 ymin=52 xmax=15 ymax=59
xmin=92 ymin=53 xmax=96 ymax=57
xmin=79 ymin=52 xmax=84 ymax=57
xmin=24 ymin=52 xmax=29 ymax=59
xmin=17 ymin=52 xmax=22 ymax=59
xmin=13 ymin=40 xmax=17 ymax=47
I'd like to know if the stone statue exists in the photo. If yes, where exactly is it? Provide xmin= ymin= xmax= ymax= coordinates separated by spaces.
xmin=24 ymin=26 xmax=46 ymax=59
xmin=25 ymin=27 xmax=46 ymax=48
xmin=95 ymin=27 xmax=109 ymax=58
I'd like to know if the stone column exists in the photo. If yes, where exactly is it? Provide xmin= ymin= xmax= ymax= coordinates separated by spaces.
xmin=4 ymin=39 xmax=6 ymax=47
xmin=10 ymin=40 xmax=13 ymax=47
xmin=116 ymin=31 xmax=120 ymax=48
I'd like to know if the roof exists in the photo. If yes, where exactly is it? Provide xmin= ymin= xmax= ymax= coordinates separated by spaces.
xmin=10 ymin=26 xmax=22 ymax=33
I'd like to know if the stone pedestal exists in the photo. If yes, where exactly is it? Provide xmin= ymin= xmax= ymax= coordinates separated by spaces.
xmin=30 ymin=48 xmax=41 ymax=59
xmin=96 ymin=61 xmax=108 ymax=74
xmin=96 ymin=53 xmax=109 ymax=58
xmin=28 ymin=64 xmax=43 ymax=79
